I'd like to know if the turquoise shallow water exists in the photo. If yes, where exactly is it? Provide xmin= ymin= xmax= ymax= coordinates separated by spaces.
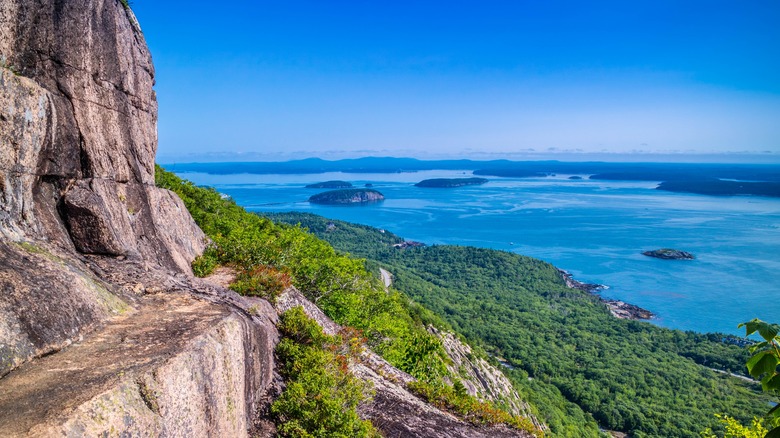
xmin=176 ymin=169 xmax=780 ymax=336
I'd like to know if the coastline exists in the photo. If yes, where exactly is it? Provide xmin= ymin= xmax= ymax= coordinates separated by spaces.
xmin=557 ymin=269 xmax=654 ymax=320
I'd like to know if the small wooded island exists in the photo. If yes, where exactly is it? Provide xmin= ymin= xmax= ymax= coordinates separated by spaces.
xmin=642 ymin=249 xmax=695 ymax=260
xmin=309 ymin=189 xmax=385 ymax=205
xmin=305 ymin=180 xmax=353 ymax=189
xmin=415 ymin=177 xmax=488 ymax=188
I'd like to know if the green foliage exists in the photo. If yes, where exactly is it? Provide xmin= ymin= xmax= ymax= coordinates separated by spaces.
xmin=271 ymin=212 xmax=770 ymax=438
xmin=272 ymin=307 xmax=380 ymax=437
xmin=740 ymin=319 xmax=780 ymax=394
xmin=119 ymin=0 xmax=131 ymax=11
xmin=408 ymin=379 xmax=542 ymax=436
xmin=739 ymin=318 xmax=780 ymax=437
xmin=701 ymin=415 xmax=769 ymax=438
xmin=191 ymin=246 xmax=219 ymax=277
xmin=229 ymin=265 xmax=292 ymax=300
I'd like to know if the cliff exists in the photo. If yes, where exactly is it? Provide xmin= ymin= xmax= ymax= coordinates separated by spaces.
xmin=0 ymin=1 xmax=278 ymax=435
xmin=0 ymin=2 xmax=533 ymax=437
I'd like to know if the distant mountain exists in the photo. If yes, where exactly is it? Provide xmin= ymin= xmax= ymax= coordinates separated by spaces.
xmin=305 ymin=180 xmax=353 ymax=189
xmin=166 ymin=158 xmax=780 ymax=198
xmin=415 ymin=177 xmax=488 ymax=188
xmin=166 ymin=157 xmax=780 ymax=180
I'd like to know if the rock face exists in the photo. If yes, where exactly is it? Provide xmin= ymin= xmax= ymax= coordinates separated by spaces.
xmin=432 ymin=328 xmax=546 ymax=432
xmin=0 ymin=1 xmax=277 ymax=436
xmin=309 ymin=188 xmax=385 ymax=204
xmin=0 ymin=0 xmax=205 ymax=269
xmin=642 ymin=248 xmax=695 ymax=260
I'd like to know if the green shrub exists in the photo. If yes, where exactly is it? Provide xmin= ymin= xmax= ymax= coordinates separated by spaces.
xmin=272 ymin=307 xmax=380 ymax=437
xmin=191 ymin=246 xmax=219 ymax=277
xmin=229 ymin=265 xmax=291 ymax=300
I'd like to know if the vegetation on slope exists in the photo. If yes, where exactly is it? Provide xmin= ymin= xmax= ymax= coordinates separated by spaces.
xmin=268 ymin=212 xmax=771 ymax=438
xmin=272 ymin=307 xmax=380 ymax=437
xmin=155 ymin=166 xmax=541 ymax=435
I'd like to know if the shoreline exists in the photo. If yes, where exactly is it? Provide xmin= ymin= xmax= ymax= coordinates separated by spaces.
xmin=557 ymin=269 xmax=654 ymax=320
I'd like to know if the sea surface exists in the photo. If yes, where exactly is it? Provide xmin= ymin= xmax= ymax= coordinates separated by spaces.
xmin=173 ymin=169 xmax=780 ymax=336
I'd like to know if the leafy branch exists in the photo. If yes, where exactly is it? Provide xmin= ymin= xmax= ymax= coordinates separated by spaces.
xmin=739 ymin=318 xmax=780 ymax=438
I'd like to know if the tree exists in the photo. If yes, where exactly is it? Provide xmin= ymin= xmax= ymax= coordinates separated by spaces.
xmin=738 ymin=319 xmax=780 ymax=438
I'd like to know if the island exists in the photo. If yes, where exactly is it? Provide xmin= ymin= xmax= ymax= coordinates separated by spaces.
xmin=309 ymin=189 xmax=385 ymax=205
xmin=415 ymin=177 xmax=488 ymax=188
xmin=642 ymin=249 xmax=695 ymax=260
xmin=305 ymin=180 xmax=353 ymax=189
xmin=656 ymin=180 xmax=780 ymax=198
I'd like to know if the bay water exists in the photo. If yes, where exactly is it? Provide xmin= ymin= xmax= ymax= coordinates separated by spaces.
xmin=174 ymin=169 xmax=780 ymax=336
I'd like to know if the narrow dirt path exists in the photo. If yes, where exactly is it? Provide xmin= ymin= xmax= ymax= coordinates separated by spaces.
xmin=379 ymin=268 xmax=393 ymax=288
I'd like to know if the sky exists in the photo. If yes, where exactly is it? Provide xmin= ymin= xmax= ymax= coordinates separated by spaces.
xmin=131 ymin=1 xmax=780 ymax=163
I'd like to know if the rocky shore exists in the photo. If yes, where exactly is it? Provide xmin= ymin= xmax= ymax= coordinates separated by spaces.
xmin=557 ymin=269 xmax=654 ymax=320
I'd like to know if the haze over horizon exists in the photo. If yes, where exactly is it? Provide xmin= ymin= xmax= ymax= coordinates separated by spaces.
xmin=133 ymin=1 xmax=780 ymax=163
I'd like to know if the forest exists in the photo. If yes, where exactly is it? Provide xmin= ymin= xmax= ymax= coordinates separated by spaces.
xmin=268 ymin=212 xmax=772 ymax=437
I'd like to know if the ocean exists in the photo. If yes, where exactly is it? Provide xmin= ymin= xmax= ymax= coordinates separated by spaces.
xmin=172 ymin=169 xmax=780 ymax=336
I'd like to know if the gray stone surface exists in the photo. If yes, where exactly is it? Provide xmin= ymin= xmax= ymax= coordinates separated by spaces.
xmin=0 ymin=0 xmax=204 ymax=269
xmin=0 ymin=70 xmax=51 ymax=241
xmin=0 ymin=292 xmax=279 ymax=438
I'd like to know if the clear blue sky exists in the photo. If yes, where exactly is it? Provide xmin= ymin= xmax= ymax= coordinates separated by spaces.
xmin=132 ymin=1 xmax=780 ymax=162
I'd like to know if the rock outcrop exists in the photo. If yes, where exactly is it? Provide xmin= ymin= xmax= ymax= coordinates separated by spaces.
xmin=642 ymin=248 xmax=695 ymax=260
xmin=431 ymin=328 xmax=545 ymax=432
xmin=0 ymin=1 xmax=278 ymax=436
xmin=0 ymin=0 xmax=208 ymax=372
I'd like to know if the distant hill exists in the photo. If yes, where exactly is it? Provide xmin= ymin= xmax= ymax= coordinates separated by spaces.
xmin=415 ymin=177 xmax=488 ymax=188
xmin=166 ymin=158 xmax=780 ymax=181
xmin=305 ymin=180 xmax=353 ymax=189
xmin=657 ymin=180 xmax=780 ymax=197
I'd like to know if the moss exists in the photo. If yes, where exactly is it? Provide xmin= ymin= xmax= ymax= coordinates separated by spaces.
xmin=87 ymin=275 xmax=130 ymax=316
xmin=0 ymin=57 xmax=21 ymax=76
xmin=15 ymin=240 xmax=45 ymax=254
xmin=137 ymin=380 xmax=160 ymax=414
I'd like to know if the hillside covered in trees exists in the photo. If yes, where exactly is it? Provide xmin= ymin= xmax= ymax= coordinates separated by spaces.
xmin=267 ymin=212 xmax=771 ymax=437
